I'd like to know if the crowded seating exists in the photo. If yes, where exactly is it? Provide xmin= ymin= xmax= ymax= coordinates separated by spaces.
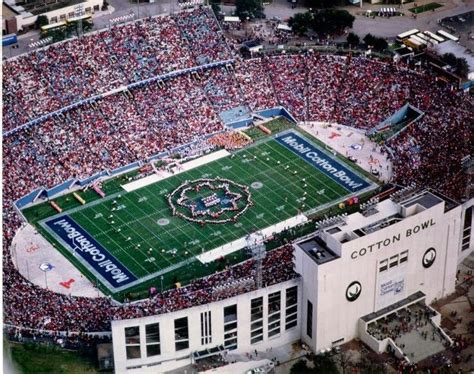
xmin=264 ymin=54 xmax=307 ymax=120
xmin=234 ymin=58 xmax=278 ymax=112
xmin=2 ymin=8 xmax=230 ymax=132
xmin=2 ymin=9 xmax=471 ymax=342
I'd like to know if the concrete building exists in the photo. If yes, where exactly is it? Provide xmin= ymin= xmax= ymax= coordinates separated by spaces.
xmin=112 ymin=279 xmax=301 ymax=373
xmin=295 ymin=189 xmax=467 ymax=354
xmin=2 ymin=0 xmax=103 ymax=34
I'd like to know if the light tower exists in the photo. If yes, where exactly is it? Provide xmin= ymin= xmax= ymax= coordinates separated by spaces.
xmin=461 ymin=155 xmax=473 ymax=201
xmin=246 ymin=231 xmax=266 ymax=289
xmin=74 ymin=4 xmax=84 ymax=37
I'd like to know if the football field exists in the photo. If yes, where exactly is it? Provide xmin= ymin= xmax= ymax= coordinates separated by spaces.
xmin=36 ymin=129 xmax=376 ymax=293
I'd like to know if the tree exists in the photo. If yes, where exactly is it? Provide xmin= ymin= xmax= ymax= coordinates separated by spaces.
xmin=288 ymin=12 xmax=313 ymax=36
xmin=373 ymin=37 xmax=388 ymax=51
xmin=312 ymin=353 xmax=339 ymax=373
xmin=441 ymin=52 xmax=457 ymax=67
xmin=311 ymin=10 xmax=354 ymax=36
xmin=290 ymin=359 xmax=312 ymax=374
xmin=36 ymin=15 xmax=49 ymax=29
xmin=346 ymin=32 xmax=359 ymax=48
xmin=333 ymin=9 xmax=355 ymax=31
xmin=335 ymin=350 xmax=354 ymax=374
xmin=305 ymin=0 xmax=346 ymax=8
xmin=363 ymin=33 xmax=376 ymax=47
xmin=455 ymin=57 xmax=469 ymax=78
xmin=235 ymin=0 xmax=264 ymax=21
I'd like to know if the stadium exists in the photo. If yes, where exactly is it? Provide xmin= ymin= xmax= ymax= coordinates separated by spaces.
xmin=2 ymin=5 xmax=473 ymax=374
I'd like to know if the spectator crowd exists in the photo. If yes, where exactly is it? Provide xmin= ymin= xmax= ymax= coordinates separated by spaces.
xmin=2 ymin=6 xmax=472 ymax=341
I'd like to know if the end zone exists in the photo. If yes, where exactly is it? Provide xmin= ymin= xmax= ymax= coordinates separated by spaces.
xmin=41 ymin=215 xmax=138 ymax=293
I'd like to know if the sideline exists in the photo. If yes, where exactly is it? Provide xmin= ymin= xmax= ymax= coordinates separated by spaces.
xmin=122 ymin=149 xmax=230 ymax=192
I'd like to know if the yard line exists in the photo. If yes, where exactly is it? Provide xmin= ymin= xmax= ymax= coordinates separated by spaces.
xmin=122 ymin=193 xmax=201 ymax=265
xmin=120 ymin=194 xmax=180 ymax=268
xmin=74 ymin=207 xmax=150 ymax=276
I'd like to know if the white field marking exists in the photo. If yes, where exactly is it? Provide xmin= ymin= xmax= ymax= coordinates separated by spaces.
xmin=122 ymin=149 xmax=230 ymax=192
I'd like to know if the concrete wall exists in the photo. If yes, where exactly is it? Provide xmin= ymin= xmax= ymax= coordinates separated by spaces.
xmin=112 ymin=279 xmax=301 ymax=373
xmin=296 ymin=200 xmax=463 ymax=353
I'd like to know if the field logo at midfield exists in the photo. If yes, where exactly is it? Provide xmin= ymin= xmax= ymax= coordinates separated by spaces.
xmin=275 ymin=132 xmax=370 ymax=192
xmin=45 ymin=215 xmax=137 ymax=289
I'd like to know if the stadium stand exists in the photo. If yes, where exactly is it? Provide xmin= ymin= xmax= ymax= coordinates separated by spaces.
xmin=2 ymin=7 xmax=472 ymax=343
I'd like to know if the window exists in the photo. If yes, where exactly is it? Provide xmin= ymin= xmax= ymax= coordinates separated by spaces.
xmin=250 ymin=297 xmax=263 ymax=344
xmin=268 ymin=291 xmax=281 ymax=338
xmin=306 ymin=300 xmax=313 ymax=338
xmin=224 ymin=305 xmax=237 ymax=324
xmin=286 ymin=305 xmax=297 ymax=316
xmin=68 ymin=12 xmax=75 ymax=18
xmin=201 ymin=311 xmax=212 ymax=345
xmin=399 ymin=250 xmax=408 ymax=264
xmin=50 ymin=17 xmax=58 ymax=23
xmin=286 ymin=286 xmax=298 ymax=307
xmin=389 ymin=255 xmax=399 ymax=268
xmin=462 ymin=206 xmax=472 ymax=251
xmin=224 ymin=322 xmax=237 ymax=331
xmin=224 ymin=305 xmax=238 ymax=350
xmin=251 ymin=297 xmax=263 ymax=321
xmin=125 ymin=326 xmax=141 ymax=359
xmin=380 ymin=250 xmax=409 ymax=270
xmin=59 ymin=14 xmax=66 ymax=20
xmin=146 ymin=323 xmax=160 ymax=357
xmin=174 ymin=317 xmax=189 ymax=351
xmin=285 ymin=286 xmax=298 ymax=330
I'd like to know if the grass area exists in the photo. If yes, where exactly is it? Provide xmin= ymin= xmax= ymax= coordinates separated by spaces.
xmin=24 ymin=126 xmax=375 ymax=298
xmin=409 ymin=2 xmax=442 ymax=13
xmin=7 ymin=341 xmax=100 ymax=374
xmin=244 ymin=117 xmax=294 ymax=141
xmin=22 ymin=169 xmax=140 ymax=224
xmin=44 ymin=137 xmax=348 ymax=282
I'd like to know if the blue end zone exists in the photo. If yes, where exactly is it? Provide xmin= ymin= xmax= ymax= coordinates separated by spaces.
xmin=274 ymin=131 xmax=371 ymax=193
xmin=44 ymin=215 xmax=137 ymax=289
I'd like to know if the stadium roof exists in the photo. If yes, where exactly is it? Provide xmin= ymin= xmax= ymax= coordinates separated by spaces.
xmin=2 ymin=3 xmax=20 ymax=18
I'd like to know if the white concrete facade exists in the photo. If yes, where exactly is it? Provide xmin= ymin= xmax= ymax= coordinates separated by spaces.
xmin=111 ymin=279 xmax=301 ymax=373
xmin=295 ymin=191 xmax=467 ymax=354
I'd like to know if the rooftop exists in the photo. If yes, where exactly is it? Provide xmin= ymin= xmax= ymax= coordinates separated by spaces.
xmin=323 ymin=190 xmax=455 ymax=244
xmin=296 ymin=235 xmax=339 ymax=265
xmin=361 ymin=291 xmax=425 ymax=323
xmin=434 ymin=40 xmax=474 ymax=80
xmin=2 ymin=3 xmax=19 ymax=18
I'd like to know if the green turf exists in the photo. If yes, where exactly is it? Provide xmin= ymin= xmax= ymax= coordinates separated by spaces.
xmin=409 ymin=2 xmax=442 ymax=13
xmin=61 ymin=139 xmax=348 ymax=278
xmin=27 ymin=127 xmax=376 ymax=295
xmin=7 ymin=341 xmax=101 ymax=374
xmin=244 ymin=117 xmax=294 ymax=140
